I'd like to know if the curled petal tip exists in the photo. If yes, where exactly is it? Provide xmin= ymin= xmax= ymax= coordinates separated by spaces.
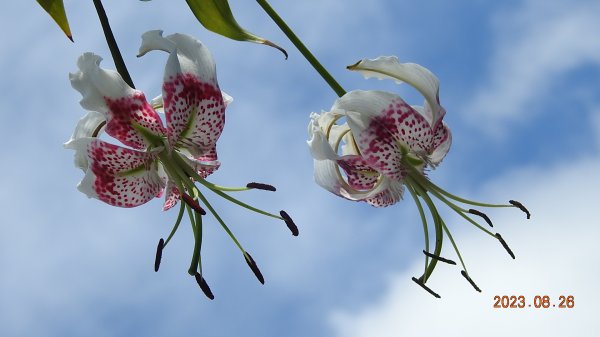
xmin=461 ymin=270 xmax=482 ymax=292
xmin=411 ymin=277 xmax=440 ymax=298
xmin=244 ymin=252 xmax=265 ymax=284
xmin=263 ymin=40 xmax=288 ymax=60
xmin=280 ymin=211 xmax=299 ymax=236
xmin=194 ymin=273 xmax=215 ymax=300
xmin=509 ymin=200 xmax=530 ymax=219
xmin=246 ymin=182 xmax=276 ymax=192
xmin=154 ymin=238 xmax=165 ymax=272
xmin=495 ymin=233 xmax=515 ymax=259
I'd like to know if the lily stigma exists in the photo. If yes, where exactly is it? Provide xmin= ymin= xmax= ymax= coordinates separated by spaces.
xmin=308 ymin=56 xmax=529 ymax=298
xmin=65 ymin=30 xmax=298 ymax=299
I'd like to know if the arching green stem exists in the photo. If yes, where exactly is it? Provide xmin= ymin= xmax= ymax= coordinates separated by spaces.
xmin=256 ymin=0 xmax=346 ymax=97
xmin=92 ymin=0 xmax=135 ymax=88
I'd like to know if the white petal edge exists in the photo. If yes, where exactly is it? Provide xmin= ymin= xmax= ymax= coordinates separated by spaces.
xmin=77 ymin=168 xmax=99 ymax=200
xmin=70 ymin=53 xmax=136 ymax=114
xmin=307 ymin=112 xmax=339 ymax=161
xmin=64 ymin=111 xmax=106 ymax=171
xmin=348 ymin=56 xmax=444 ymax=127
xmin=138 ymin=30 xmax=217 ymax=85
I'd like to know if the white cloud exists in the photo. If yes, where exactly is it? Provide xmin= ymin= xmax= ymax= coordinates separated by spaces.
xmin=330 ymin=128 xmax=600 ymax=336
xmin=464 ymin=0 xmax=600 ymax=137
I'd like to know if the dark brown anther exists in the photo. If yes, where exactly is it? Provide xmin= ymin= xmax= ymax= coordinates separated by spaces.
xmin=280 ymin=211 xmax=299 ymax=236
xmin=246 ymin=182 xmax=276 ymax=192
xmin=509 ymin=200 xmax=530 ymax=219
xmin=412 ymin=277 xmax=441 ymax=298
xmin=423 ymin=250 xmax=457 ymax=265
xmin=194 ymin=272 xmax=215 ymax=300
xmin=468 ymin=209 xmax=493 ymax=227
xmin=461 ymin=270 xmax=482 ymax=292
xmin=244 ymin=252 xmax=265 ymax=284
xmin=495 ymin=233 xmax=515 ymax=259
xmin=181 ymin=193 xmax=206 ymax=215
xmin=154 ymin=238 xmax=164 ymax=272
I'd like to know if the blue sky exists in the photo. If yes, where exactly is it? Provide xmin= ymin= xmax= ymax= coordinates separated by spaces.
xmin=1 ymin=0 xmax=599 ymax=336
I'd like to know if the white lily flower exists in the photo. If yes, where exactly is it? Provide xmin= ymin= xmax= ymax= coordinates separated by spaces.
xmin=308 ymin=56 xmax=529 ymax=298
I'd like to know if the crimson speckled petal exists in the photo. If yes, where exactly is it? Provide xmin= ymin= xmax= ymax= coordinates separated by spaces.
xmin=86 ymin=139 xmax=163 ymax=207
xmin=336 ymin=91 xmax=435 ymax=180
xmin=70 ymin=53 xmax=166 ymax=150
xmin=138 ymin=30 xmax=225 ymax=159
xmin=337 ymin=155 xmax=380 ymax=190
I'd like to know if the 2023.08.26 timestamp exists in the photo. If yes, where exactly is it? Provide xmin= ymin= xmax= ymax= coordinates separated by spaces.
xmin=493 ymin=295 xmax=574 ymax=309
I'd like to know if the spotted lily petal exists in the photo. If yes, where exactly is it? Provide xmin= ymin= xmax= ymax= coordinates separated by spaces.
xmin=138 ymin=30 xmax=225 ymax=158
xmin=70 ymin=53 xmax=166 ymax=150
xmin=348 ymin=56 xmax=445 ymax=128
xmin=334 ymin=90 xmax=434 ymax=180
xmin=80 ymin=139 xmax=164 ymax=207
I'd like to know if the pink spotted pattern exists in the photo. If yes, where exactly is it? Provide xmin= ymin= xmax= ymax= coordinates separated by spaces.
xmin=88 ymin=140 xmax=162 ymax=207
xmin=163 ymin=73 xmax=225 ymax=156
xmin=104 ymin=92 xmax=166 ymax=150
xmin=355 ymin=98 xmax=435 ymax=180
xmin=163 ymin=182 xmax=180 ymax=211
xmin=337 ymin=155 xmax=379 ymax=190
xmin=366 ymin=187 xmax=402 ymax=207
xmin=431 ymin=122 xmax=450 ymax=152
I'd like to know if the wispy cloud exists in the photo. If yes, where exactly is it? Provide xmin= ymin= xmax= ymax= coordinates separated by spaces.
xmin=463 ymin=0 xmax=600 ymax=137
xmin=331 ymin=143 xmax=600 ymax=336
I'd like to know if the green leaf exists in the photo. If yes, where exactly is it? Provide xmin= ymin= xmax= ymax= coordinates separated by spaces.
xmin=36 ymin=0 xmax=73 ymax=42
xmin=185 ymin=0 xmax=287 ymax=58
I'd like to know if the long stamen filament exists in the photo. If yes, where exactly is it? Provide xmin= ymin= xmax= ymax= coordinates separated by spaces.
xmin=195 ymin=189 xmax=246 ymax=254
xmin=187 ymin=206 xmax=204 ymax=275
xmin=439 ymin=218 xmax=468 ymax=274
xmin=170 ymin=152 xmax=283 ymax=220
xmin=164 ymin=202 xmax=186 ymax=246
xmin=407 ymin=175 xmax=495 ymax=237
xmin=406 ymin=184 xmax=430 ymax=276
xmin=412 ymin=182 xmax=443 ymax=283
xmin=406 ymin=165 xmax=513 ymax=208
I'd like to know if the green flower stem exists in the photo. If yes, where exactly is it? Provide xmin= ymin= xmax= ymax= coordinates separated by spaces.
xmin=256 ymin=0 xmax=347 ymax=97
xmin=164 ymin=202 xmax=186 ymax=246
xmin=195 ymin=189 xmax=246 ymax=254
xmin=92 ymin=0 xmax=135 ymax=88
xmin=406 ymin=184 xmax=430 ymax=276
xmin=187 ymin=207 xmax=204 ymax=275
